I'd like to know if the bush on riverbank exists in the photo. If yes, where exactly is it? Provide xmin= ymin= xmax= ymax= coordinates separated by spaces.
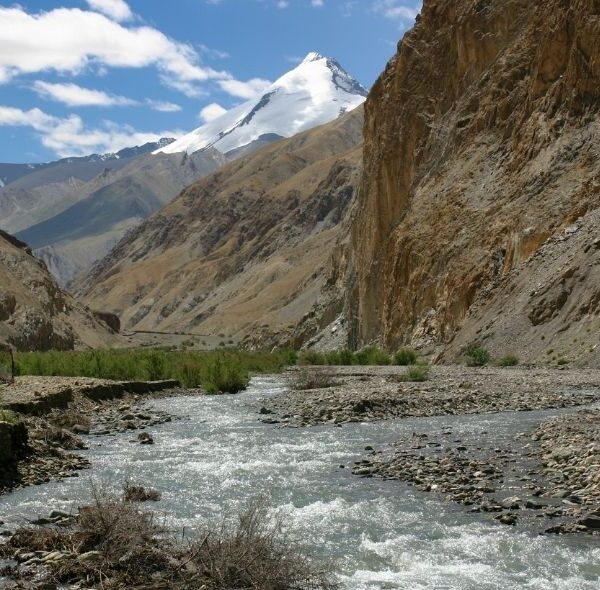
xmin=393 ymin=348 xmax=418 ymax=366
xmin=13 ymin=349 xmax=294 ymax=394
xmin=2 ymin=491 xmax=338 ymax=590
xmin=496 ymin=354 xmax=519 ymax=367
xmin=397 ymin=364 xmax=431 ymax=382
xmin=0 ymin=409 xmax=22 ymax=425
xmin=465 ymin=346 xmax=491 ymax=367
xmin=298 ymin=346 xmax=394 ymax=366
xmin=289 ymin=368 xmax=339 ymax=390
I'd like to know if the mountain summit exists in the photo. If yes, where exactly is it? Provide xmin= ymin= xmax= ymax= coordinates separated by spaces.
xmin=156 ymin=53 xmax=367 ymax=157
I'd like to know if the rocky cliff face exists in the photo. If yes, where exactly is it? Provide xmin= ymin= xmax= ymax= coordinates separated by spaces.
xmin=78 ymin=109 xmax=363 ymax=347
xmin=0 ymin=230 xmax=119 ymax=351
xmin=352 ymin=0 xmax=600 ymax=364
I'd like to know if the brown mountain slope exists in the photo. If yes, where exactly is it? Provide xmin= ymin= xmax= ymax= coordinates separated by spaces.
xmin=0 ymin=230 xmax=119 ymax=351
xmin=351 ymin=0 xmax=600 ymax=365
xmin=15 ymin=149 xmax=226 ymax=287
xmin=78 ymin=109 xmax=363 ymax=345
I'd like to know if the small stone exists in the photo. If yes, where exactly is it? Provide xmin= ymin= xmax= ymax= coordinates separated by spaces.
xmin=138 ymin=432 xmax=154 ymax=445
xmin=495 ymin=513 xmax=518 ymax=525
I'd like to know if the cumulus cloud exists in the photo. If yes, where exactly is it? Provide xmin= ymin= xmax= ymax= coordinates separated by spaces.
xmin=0 ymin=104 xmax=181 ymax=157
xmin=32 ymin=81 xmax=136 ymax=107
xmin=199 ymin=102 xmax=227 ymax=123
xmin=0 ymin=5 xmax=228 ymax=95
xmin=86 ymin=0 xmax=133 ymax=21
xmin=312 ymin=0 xmax=325 ymax=6
xmin=218 ymin=78 xmax=271 ymax=100
xmin=374 ymin=0 xmax=420 ymax=20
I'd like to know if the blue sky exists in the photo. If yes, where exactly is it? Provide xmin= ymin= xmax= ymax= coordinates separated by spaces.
xmin=0 ymin=0 xmax=421 ymax=162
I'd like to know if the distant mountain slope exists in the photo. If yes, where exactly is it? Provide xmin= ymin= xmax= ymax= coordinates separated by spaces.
xmin=16 ymin=149 xmax=226 ymax=286
xmin=0 ymin=138 xmax=175 ymax=233
xmin=78 ymin=108 xmax=364 ymax=346
xmin=157 ymin=52 xmax=367 ymax=157
xmin=0 ymin=229 xmax=118 ymax=351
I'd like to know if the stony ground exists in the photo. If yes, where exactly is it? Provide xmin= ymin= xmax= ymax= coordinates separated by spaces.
xmin=262 ymin=365 xmax=600 ymax=535
xmin=0 ymin=377 xmax=186 ymax=494
xmin=260 ymin=365 xmax=600 ymax=426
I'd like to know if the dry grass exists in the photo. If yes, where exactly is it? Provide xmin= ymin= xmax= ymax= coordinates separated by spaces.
xmin=123 ymin=482 xmax=162 ymax=503
xmin=48 ymin=408 xmax=92 ymax=431
xmin=4 ymin=489 xmax=338 ymax=590
xmin=288 ymin=368 xmax=340 ymax=390
xmin=31 ymin=425 xmax=85 ymax=450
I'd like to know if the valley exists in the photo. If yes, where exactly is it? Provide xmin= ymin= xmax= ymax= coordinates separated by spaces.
xmin=1 ymin=0 xmax=600 ymax=588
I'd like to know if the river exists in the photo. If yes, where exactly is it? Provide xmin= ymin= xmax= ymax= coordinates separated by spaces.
xmin=1 ymin=376 xmax=599 ymax=589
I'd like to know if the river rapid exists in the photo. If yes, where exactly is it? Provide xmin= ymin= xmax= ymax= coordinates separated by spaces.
xmin=1 ymin=376 xmax=599 ymax=589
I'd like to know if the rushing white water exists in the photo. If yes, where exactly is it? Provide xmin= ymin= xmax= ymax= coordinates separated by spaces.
xmin=1 ymin=376 xmax=599 ymax=589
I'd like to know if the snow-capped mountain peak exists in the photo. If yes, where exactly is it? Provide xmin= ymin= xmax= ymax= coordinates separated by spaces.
xmin=156 ymin=53 xmax=367 ymax=157
xmin=302 ymin=51 xmax=325 ymax=63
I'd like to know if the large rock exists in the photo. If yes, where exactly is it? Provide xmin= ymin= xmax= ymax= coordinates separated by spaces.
xmin=0 ymin=419 xmax=28 ymax=476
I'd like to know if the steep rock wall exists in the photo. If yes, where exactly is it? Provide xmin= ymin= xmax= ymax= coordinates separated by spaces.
xmin=352 ymin=0 xmax=600 ymax=364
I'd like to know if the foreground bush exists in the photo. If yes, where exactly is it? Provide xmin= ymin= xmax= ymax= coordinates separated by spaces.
xmin=465 ymin=346 xmax=491 ymax=367
xmin=2 ymin=490 xmax=338 ymax=590
xmin=123 ymin=482 xmax=161 ymax=503
xmin=14 ymin=349 xmax=294 ymax=394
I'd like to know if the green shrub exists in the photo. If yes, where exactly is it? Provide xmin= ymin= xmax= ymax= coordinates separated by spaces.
xmin=465 ymin=346 xmax=490 ymax=367
xmin=13 ymin=349 xmax=296 ymax=395
xmin=556 ymin=357 xmax=570 ymax=366
xmin=0 ymin=409 xmax=22 ymax=425
xmin=201 ymin=356 xmax=249 ymax=394
xmin=496 ymin=354 xmax=519 ymax=367
xmin=337 ymin=348 xmax=355 ymax=365
xmin=397 ymin=364 xmax=431 ymax=382
xmin=393 ymin=348 xmax=418 ymax=366
xmin=354 ymin=346 xmax=391 ymax=366
xmin=145 ymin=351 xmax=166 ymax=381
xmin=298 ymin=350 xmax=327 ymax=366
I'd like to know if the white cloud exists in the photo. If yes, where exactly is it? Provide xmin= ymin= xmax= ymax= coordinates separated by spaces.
xmin=374 ymin=1 xmax=420 ymax=20
xmin=0 ymin=104 xmax=182 ymax=157
xmin=32 ymin=82 xmax=182 ymax=113
xmin=32 ymin=81 xmax=136 ymax=107
xmin=199 ymin=102 xmax=227 ymax=123
xmin=277 ymin=1 xmax=289 ymax=7
xmin=0 ymin=6 xmax=229 ymax=94
xmin=218 ymin=77 xmax=271 ymax=99
xmin=86 ymin=0 xmax=133 ymax=22
xmin=147 ymin=100 xmax=182 ymax=113
xmin=312 ymin=0 xmax=324 ymax=6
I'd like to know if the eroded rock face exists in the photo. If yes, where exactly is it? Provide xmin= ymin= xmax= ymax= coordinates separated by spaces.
xmin=0 ymin=231 xmax=119 ymax=351
xmin=352 ymin=0 xmax=600 ymax=363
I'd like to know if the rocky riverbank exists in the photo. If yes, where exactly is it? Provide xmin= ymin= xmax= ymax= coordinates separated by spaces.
xmin=0 ymin=377 xmax=188 ymax=494
xmin=260 ymin=366 xmax=600 ymax=427
xmin=260 ymin=366 xmax=600 ymax=536
xmin=351 ymin=412 xmax=600 ymax=535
